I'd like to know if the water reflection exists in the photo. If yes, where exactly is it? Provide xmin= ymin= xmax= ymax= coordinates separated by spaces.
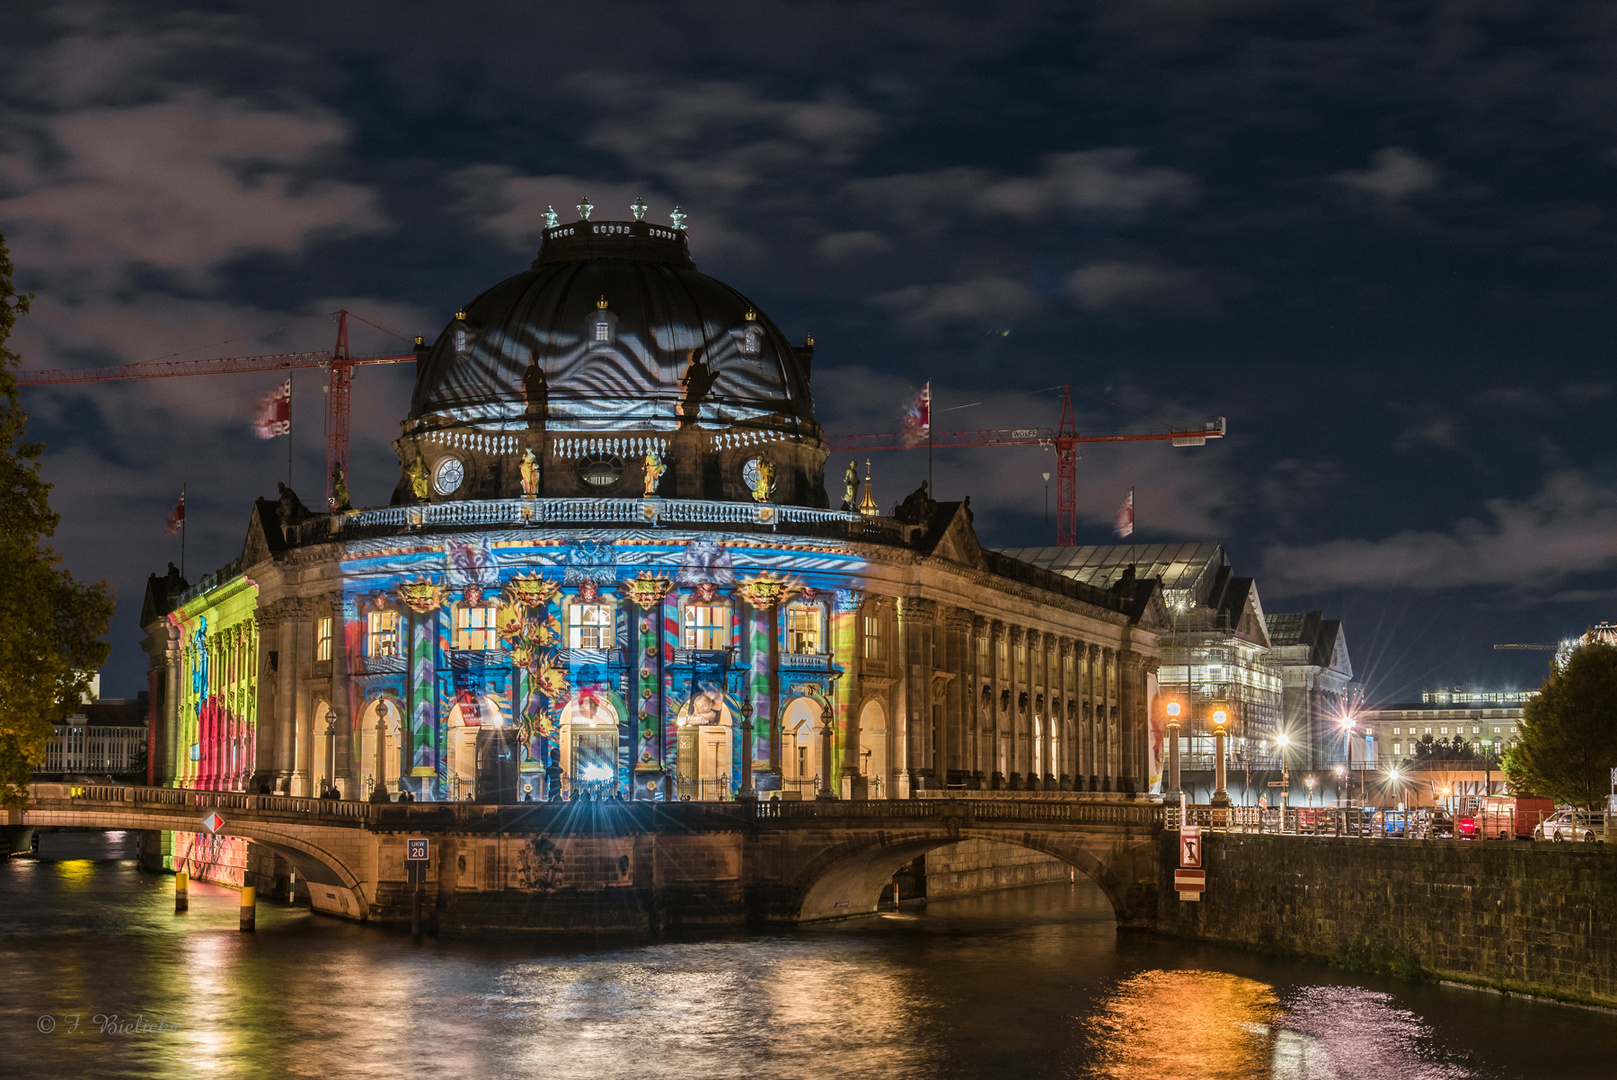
xmin=3 ymin=847 xmax=1614 ymax=1080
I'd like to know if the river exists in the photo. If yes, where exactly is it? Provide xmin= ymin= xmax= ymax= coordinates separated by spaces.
xmin=3 ymin=830 xmax=1615 ymax=1079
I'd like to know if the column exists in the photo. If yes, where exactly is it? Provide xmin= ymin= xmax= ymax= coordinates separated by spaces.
xmin=285 ymin=598 xmax=313 ymax=796
xmin=989 ymin=621 xmax=1005 ymax=789
xmin=940 ymin=608 xmax=971 ymax=788
xmin=837 ymin=590 xmax=864 ymax=799
xmin=897 ymin=598 xmax=936 ymax=794
xmin=328 ymin=592 xmax=357 ymax=796
xmin=1119 ymin=649 xmax=1143 ymax=798
xmin=1057 ymin=639 xmax=1073 ymax=790
xmin=970 ymin=616 xmax=987 ymax=787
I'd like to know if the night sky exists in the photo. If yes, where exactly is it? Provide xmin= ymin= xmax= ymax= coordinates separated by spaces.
xmin=3 ymin=2 xmax=1614 ymax=702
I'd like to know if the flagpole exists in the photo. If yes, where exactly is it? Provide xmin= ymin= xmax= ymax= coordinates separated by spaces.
xmin=927 ymin=381 xmax=933 ymax=495
xmin=180 ymin=483 xmax=186 ymax=579
xmin=287 ymin=373 xmax=293 ymax=489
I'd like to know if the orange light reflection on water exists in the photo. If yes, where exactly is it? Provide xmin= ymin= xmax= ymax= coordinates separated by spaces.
xmin=1088 ymin=969 xmax=1281 ymax=1080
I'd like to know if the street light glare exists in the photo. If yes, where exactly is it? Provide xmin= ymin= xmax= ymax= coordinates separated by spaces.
xmin=1166 ymin=701 xmax=1181 ymax=718
xmin=1275 ymin=733 xmax=1290 ymax=748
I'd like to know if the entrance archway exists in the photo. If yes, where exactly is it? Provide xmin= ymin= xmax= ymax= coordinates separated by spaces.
xmin=858 ymin=699 xmax=888 ymax=799
xmin=559 ymin=692 xmax=621 ymax=796
xmin=445 ymin=694 xmax=506 ymax=801
xmin=675 ymin=689 xmax=732 ymax=800
xmin=781 ymin=696 xmax=823 ymax=799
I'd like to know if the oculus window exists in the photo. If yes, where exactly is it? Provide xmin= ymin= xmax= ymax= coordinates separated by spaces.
xmin=434 ymin=457 xmax=465 ymax=495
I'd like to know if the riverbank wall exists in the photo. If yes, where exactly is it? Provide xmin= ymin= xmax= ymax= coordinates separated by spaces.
xmin=1153 ymin=832 xmax=1617 ymax=1009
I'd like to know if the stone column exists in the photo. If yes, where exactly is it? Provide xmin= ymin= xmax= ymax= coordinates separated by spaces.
xmin=1119 ymin=649 xmax=1144 ymax=797
xmin=970 ymin=616 xmax=987 ymax=787
xmin=837 ymin=590 xmax=865 ymax=799
xmin=1057 ymin=639 xmax=1073 ymax=790
xmin=285 ymin=598 xmax=313 ymax=796
xmin=324 ymin=592 xmax=358 ymax=797
xmin=941 ymin=608 xmax=971 ymax=788
xmin=1002 ymin=626 xmax=1021 ymax=789
xmin=1026 ymin=630 xmax=1044 ymax=791
xmin=988 ymin=621 xmax=1004 ymax=789
xmin=897 ymin=597 xmax=936 ymax=793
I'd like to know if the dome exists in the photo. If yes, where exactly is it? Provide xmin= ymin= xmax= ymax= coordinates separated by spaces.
xmin=408 ymin=219 xmax=814 ymax=432
xmin=394 ymin=213 xmax=829 ymax=508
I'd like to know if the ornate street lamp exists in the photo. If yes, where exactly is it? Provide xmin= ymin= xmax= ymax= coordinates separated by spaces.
xmin=325 ymin=708 xmax=338 ymax=798
xmin=818 ymin=700 xmax=837 ymax=800
xmin=737 ymin=696 xmax=756 ymax=800
xmin=1275 ymin=732 xmax=1291 ymax=816
xmin=1164 ymin=700 xmax=1183 ymax=798
xmin=1210 ymin=706 xmax=1230 ymax=808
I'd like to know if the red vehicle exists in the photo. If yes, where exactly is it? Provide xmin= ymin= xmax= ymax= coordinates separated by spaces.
xmin=1478 ymin=795 xmax=1555 ymax=840
xmin=1455 ymin=814 xmax=1479 ymax=839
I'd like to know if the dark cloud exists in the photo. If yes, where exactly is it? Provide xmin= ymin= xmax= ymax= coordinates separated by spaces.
xmin=3 ymin=0 xmax=1616 ymax=698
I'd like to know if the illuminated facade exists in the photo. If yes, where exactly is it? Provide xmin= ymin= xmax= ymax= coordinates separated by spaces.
xmin=143 ymin=211 xmax=1169 ymax=802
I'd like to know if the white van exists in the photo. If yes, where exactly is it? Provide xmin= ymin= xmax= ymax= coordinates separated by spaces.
xmin=1534 ymin=810 xmax=1606 ymax=843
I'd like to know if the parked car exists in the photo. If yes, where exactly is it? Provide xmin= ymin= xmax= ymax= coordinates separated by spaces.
xmin=1411 ymin=808 xmax=1454 ymax=839
xmin=1534 ymin=810 xmax=1607 ymax=843
xmin=1373 ymin=809 xmax=1409 ymax=837
xmin=1455 ymin=814 xmax=1479 ymax=840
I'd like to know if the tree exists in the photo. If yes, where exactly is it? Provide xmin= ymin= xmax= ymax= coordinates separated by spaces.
xmin=1505 ymin=642 xmax=1617 ymax=809
xmin=0 ymin=232 xmax=114 ymax=805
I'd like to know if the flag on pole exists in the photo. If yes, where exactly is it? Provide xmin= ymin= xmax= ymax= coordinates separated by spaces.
xmin=165 ymin=491 xmax=186 ymax=536
xmin=1114 ymin=487 xmax=1134 ymax=538
xmin=253 ymin=378 xmax=292 ymax=439
xmin=900 ymin=381 xmax=931 ymax=448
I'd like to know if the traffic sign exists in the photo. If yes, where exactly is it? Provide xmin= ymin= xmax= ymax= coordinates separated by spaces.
xmin=201 ymin=812 xmax=225 ymax=833
xmin=1174 ymin=868 xmax=1206 ymax=902
xmin=406 ymin=838 xmax=429 ymax=862
xmin=1179 ymin=825 xmax=1202 ymax=868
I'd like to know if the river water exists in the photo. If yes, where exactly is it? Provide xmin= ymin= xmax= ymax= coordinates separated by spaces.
xmin=3 ymin=831 xmax=1615 ymax=1080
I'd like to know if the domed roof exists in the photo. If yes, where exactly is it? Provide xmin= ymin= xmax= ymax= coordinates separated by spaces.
xmin=408 ymin=218 xmax=815 ymax=434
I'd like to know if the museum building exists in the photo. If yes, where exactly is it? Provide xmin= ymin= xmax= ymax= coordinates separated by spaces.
xmin=140 ymin=208 xmax=1173 ymax=805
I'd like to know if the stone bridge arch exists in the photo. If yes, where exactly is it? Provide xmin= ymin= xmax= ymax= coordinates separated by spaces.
xmin=785 ymin=826 xmax=1160 ymax=927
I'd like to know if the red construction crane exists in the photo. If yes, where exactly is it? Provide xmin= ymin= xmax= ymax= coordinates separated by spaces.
xmin=16 ymin=310 xmax=417 ymax=510
xmin=832 ymin=384 xmax=1226 ymax=546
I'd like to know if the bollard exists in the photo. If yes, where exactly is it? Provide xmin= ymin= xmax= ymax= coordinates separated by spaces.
xmin=174 ymin=871 xmax=189 ymax=913
xmin=239 ymin=885 xmax=256 ymax=932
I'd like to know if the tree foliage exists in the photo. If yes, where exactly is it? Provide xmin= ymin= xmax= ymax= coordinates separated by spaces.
xmin=0 ymin=232 xmax=114 ymax=805
xmin=1504 ymin=643 xmax=1617 ymax=808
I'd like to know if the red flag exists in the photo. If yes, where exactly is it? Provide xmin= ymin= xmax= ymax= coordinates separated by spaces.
xmin=253 ymin=378 xmax=291 ymax=439
xmin=165 ymin=492 xmax=186 ymax=536
xmin=900 ymin=382 xmax=931 ymax=448
xmin=1114 ymin=488 xmax=1134 ymax=538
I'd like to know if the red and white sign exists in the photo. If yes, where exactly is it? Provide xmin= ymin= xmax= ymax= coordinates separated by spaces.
xmin=253 ymin=378 xmax=292 ymax=439
xmin=1179 ymin=824 xmax=1202 ymax=868
xmin=201 ymin=811 xmax=225 ymax=833
xmin=1174 ymin=868 xmax=1206 ymax=901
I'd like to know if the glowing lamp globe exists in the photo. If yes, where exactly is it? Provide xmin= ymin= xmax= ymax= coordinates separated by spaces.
xmin=1166 ymin=701 xmax=1181 ymax=719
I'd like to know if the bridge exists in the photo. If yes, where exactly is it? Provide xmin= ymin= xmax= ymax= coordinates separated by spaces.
xmin=6 ymin=784 xmax=1167 ymax=932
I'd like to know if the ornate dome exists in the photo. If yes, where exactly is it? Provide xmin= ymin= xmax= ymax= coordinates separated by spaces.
xmin=394 ymin=211 xmax=829 ymax=508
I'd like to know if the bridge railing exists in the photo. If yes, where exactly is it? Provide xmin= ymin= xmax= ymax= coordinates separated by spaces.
xmin=1166 ymin=804 xmax=1390 ymax=837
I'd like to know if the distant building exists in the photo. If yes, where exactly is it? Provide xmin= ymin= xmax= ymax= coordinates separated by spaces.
xmin=1264 ymin=610 xmax=1353 ymax=773
xmin=35 ymin=678 xmax=150 ymax=778
xmin=999 ymin=543 xmax=1303 ymax=802
xmin=1358 ymin=688 xmax=1530 ymax=767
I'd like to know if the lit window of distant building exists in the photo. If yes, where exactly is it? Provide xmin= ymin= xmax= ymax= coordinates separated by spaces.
xmin=1393 ymin=742 xmax=1402 ymax=755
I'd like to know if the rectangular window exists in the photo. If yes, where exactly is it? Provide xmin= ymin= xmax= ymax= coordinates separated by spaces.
xmin=1472 ymin=726 xmax=1480 ymax=735
xmin=453 ymin=603 xmax=501 ymax=651
xmin=1425 ymin=727 xmax=1433 ymax=735
xmin=367 ymin=610 xmax=400 ymax=658
xmin=594 ymin=322 xmax=610 ymax=342
xmin=787 ymin=605 xmax=823 ymax=654
xmin=315 ymin=616 xmax=333 ymax=662
xmin=1392 ymin=742 xmax=1402 ymax=755
xmin=1440 ymin=727 xmax=1448 ymax=735
xmin=1494 ymin=727 xmax=1502 ymax=735
xmin=683 ymin=603 xmax=728 ymax=650
xmin=1393 ymin=727 xmax=1401 ymax=735
xmin=998 ymin=639 xmax=1007 ymax=662
xmin=864 ymin=614 xmax=884 ymax=660
xmin=568 ymin=603 xmax=613 ymax=649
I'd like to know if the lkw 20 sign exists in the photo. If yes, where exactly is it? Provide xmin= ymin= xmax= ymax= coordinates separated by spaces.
xmin=1176 ymin=825 xmax=1205 ymax=902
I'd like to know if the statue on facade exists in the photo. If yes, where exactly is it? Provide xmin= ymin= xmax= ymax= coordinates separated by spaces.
xmin=842 ymin=460 xmax=858 ymax=510
xmin=893 ymin=480 xmax=937 ymax=525
xmin=277 ymin=481 xmax=310 ymax=524
xmin=750 ymin=457 xmax=776 ymax=503
xmin=330 ymin=464 xmax=352 ymax=511
xmin=407 ymin=456 xmax=431 ymax=502
xmin=678 ymin=350 xmax=718 ymax=425
xmin=520 ymin=447 xmax=540 ymax=497
xmin=643 ymin=450 xmax=666 ymax=496
xmin=522 ymin=353 xmax=549 ymax=431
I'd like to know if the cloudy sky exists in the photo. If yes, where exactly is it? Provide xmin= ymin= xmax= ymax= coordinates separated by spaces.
xmin=4 ymin=1 xmax=1615 ymax=701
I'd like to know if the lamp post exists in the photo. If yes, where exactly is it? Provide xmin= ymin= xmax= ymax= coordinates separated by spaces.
xmin=738 ymin=697 xmax=756 ymax=800
xmin=324 ymin=708 xmax=338 ymax=798
xmin=1480 ymin=738 xmax=1493 ymax=800
xmin=1305 ymin=774 xmax=1315 ymax=808
xmin=818 ymin=700 xmax=837 ymax=800
xmin=1338 ymin=714 xmax=1356 ymax=810
xmin=1164 ymin=700 xmax=1182 ymax=798
xmin=1275 ymin=732 xmax=1291 ymax=815
xmin=1210 ymin=706 xmax=1230 ymax=808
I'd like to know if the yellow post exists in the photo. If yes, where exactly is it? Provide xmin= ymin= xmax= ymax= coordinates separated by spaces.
xmin=174 ymin=871 xmax=189 ymax=913
xmin=239 ymin=885 xmax=256 ymax=932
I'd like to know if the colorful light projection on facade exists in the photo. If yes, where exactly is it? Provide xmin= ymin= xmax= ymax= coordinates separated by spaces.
xmin=336 ymin=530 xmax=866 ymax=800
xmin=167 ymin=576 xmax=260 ymax=792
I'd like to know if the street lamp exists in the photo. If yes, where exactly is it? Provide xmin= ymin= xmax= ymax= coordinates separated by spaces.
xmin=1338 ymin=713 xmax=1357 ymax=809
xmin=1479 ymin=738 xmax=1493 ymax=800
xmin=1275 ymin=732 xmax=1291 ymax=815
xmin=1164 ymin=700 xmax=1183 ymax=798
xmin=1210 ymin=706 xmax=1230 ymax=808
xmin=737 ymin=697 xmax=756 ymax=800
xmin=1305 ymin=774 xmax=1316 ymax=808
xmin=818 ymin=700 xmax=836 ymax=800
xmin=325 ymin=708 xmax=338 ymax=798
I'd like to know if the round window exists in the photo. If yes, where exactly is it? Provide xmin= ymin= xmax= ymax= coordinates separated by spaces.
xmin=433 ymin=456 xmax=465 ymax=495
xmin=577 ymin=454 xmax=624 ymax=487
